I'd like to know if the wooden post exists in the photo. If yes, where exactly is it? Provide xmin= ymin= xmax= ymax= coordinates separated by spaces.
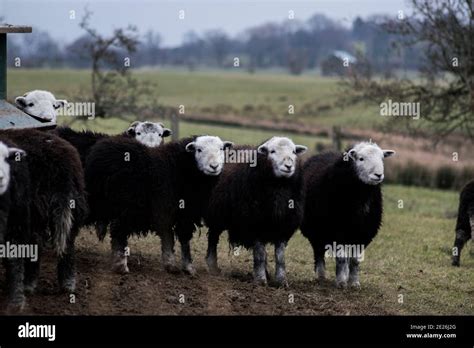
xmin=332 ymin=126 xmax=342 ymax=151
xmin=171 ymin=111 xmax=179 ymax=141
xmin=0 ymin=26 xmax=32 ymax=101
xmin=0 ymin=33 xmax=6 ymax=100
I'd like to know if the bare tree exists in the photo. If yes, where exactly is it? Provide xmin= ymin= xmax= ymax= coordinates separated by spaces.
xmin=76 ymin=8 xmax=156 ymax=119
xmin=205 ymin=30 xmax=230 ymax=67
xmin=345 ymin=0 xmax=474 ymax=140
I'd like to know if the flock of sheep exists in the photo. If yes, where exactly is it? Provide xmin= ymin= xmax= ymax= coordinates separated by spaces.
xmin=0 ymin=89 xmax=471 ymax=313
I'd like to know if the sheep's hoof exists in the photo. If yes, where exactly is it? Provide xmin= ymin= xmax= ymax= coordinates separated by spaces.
xmin=451 ymin=258 xmax=460 ymax=267
xmin=316 ymin=273 xmax=326 ymax=282
xmin=6 ymin=299 xmax=26 ymax=314
xmin=207 ymin=265 xmax=221 ymax=275
xmin=254 ymin=276 xmax=268 ymax=286
xmin=112 ymin=263 xmax=130 ymax=275
xmin=24 ymin=282 xmax=37 ymax=295
xmin=164 ymin=263 xmax=180 ymax=274
xmin=183 ymin=264 xmax=197 ymax=277
xmin=336 ymin=280 xmax=348 ymax=289
xmin=350 ymin=281 xmax=361 ymax=290
xmin=60 ymin=278 xmax=76 ymax=293
xmin=275 ymin=277 xmax=289 ymax=288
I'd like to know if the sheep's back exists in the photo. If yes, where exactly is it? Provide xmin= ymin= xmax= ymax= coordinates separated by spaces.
xmin=302 ymin=151 xmax=383 ymax=248
xmin=207 ymin=152 xmax=304 ymax=248
xmin=85 ymin=136 xmax=155 ymax=231
xmin=0 ymin=129 xmax=87 ymax=226
xmin=456 ymin=180 xmax=474 ymax=232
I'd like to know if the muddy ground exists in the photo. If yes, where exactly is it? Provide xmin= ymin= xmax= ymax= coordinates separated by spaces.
xmin=0 ymin=229 xmax=394 ymax=316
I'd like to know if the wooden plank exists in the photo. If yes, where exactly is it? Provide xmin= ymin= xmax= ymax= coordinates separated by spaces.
xmin=0 ymin=101 xmax=56 ymax=129
xmin=0 ymin=34 xmax=5 ymax=100
xmin=0 ymin=26 xmax=32 ymax=34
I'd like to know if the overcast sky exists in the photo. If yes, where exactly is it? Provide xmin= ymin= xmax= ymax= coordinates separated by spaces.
xmin=2 ymin=0 xmax=411 ymax=47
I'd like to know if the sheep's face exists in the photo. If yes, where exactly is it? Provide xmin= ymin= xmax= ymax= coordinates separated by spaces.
xmin=348 ymin=142 xmax=395 ymax=185
xmin=186 ymin=136 xmax=233 ymax=176
xmin=0 ymin=142 xmax=26 ymax=195
xmin=15 ymin=90 xmax=67 ymax=123
xmin=127 ymin=121 xmax=172 ymax=148
xmin=258 ymin=137 xmax=307 ymax=178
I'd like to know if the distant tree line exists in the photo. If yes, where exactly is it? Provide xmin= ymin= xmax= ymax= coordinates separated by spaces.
xmin=6 ymin=13 xmax=422 ymax=74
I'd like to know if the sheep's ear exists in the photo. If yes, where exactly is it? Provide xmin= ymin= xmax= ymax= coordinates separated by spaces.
xmin=15 ymin=96 xmax=27 ymax=108
xmin=186 ymin=142 xmax=196 ymax=153
xmin=295 ymin=145 xmax=307 ymax=155
xmin=348 ymin=149 xmax=357 ymax=161
xmin=257 ymin=144 xmax=268 ymax=155
xmin=54 ymin=99 xmax=68 ymax=110
xmin=8 ymin=147 xmax=26 ymax=159
xmin=223 ymin=141 xmax=233 ymax=150
xmin=383 ymin=150 xmax=396 ymax=158
xmin=127 ymin=127 xmax=136 ymax=136
xmin=127 ymin=121 xmax=140 ymax=136
xmin=162 ymin=128 xmax=172 ymax=138
xmin=158 ymin=122 xmax=165 ymax=127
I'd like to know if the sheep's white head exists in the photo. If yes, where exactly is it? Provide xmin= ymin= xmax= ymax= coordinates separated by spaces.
xmin=0 ymin=142 xmax=26 ymax=195
xmin=347 ymin=142 xmax=395 ymax=185
xmin=186 ymin=136 xmax=233 ymax=176
xmin=127 ymin=121 xmax=172 ymax=148
xmin=258 ymin=137 xmax=307 ymax=178
xmin=15 ymin=90 xmax=67 ymax=123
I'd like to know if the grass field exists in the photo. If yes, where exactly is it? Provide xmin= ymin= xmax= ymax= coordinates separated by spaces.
xmin=1 ymin=68 xmax=472 ymax=315
xmin=8 ymin=68 xmax=386 ymax=129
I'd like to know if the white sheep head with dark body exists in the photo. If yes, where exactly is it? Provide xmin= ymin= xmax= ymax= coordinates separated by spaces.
xmin=127 ymin=121 xmax=172 ymax=147
xmin=185 ymin=136 xmax=233 ymax=176
xmin=0 ymin=142 xmax=26 ymax=195
xmin=348 ymin=142 xmax=395 ymax=185
xmin=257 ymin=137 xmax=307 ymax=178
xmin=15 ymin=90 xmax=67 ymax=123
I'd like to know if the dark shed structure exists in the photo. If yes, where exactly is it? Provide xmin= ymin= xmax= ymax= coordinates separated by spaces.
xmin=0 ymin=25 xmax=56 ymax=130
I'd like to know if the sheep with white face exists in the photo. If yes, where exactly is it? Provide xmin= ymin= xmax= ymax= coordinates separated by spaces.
xmin=185 ymin=136 xmax=233 ymax=176
xmin=0 ymin=142 xmax=25 ymax=195
xmin=347 ymin=142 xmax=395 ymax=185
xmin=127 ymin=121 xmax=172 ymax=148
xmin=15 ymin=90 xmax=67 ymax=123
xmin=257 ymin=136 xmax=307 ymax=178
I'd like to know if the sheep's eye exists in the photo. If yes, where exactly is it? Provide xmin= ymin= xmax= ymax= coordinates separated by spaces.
xmin=220 ymin=148 xmax=224 ymax=151
xmin=137 ymin=132 xmax=141 ymax=136
xmin=159 ymin=133 xmax=162 ymax=137
xmin=28 ymin=103 xmax=34 ymax=107
xmin=359 ymin=157 xmax=364 ymax=161
xmin=270 ymin=150 xmax=276 ymax=154
xmin=197 ymin=149 xmax=202 ymax=153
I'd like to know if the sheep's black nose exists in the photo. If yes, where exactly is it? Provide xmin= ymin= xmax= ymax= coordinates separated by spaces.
xmin=210 ymin=164 xmax=218 ymax=170
xmin=285 ymin=164 xmax=292 ymax=170
xmin=374 ymin=173 xmax=382 ymax=178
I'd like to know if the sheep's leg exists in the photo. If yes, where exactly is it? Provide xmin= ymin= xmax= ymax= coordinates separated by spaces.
xmin=313 ymin=245 xmax=326 ymax=280
xmin=176 ymin=221 xmax=196 ymax=276
xmin=57 ymin=227 xmax=78 ymax=293
xmin=161 ymin=231 xmax=179 ymax=274
xmin=4 ymin=257 xmax=26 ymax=313
xmin=335 ymin=255 xmax=349 ymax=288
xmin=274 ymin=241 xmax=288 ymax=287
xmin=110 ymin=223 xmax=129 ymax=274
xmin=24 ymin=235 xmax=41 ymax=294
xmin=206 ymin=229 xmax=221 ymax=275
xmin=452 ymin=229 xmax=470 ymax=266
xmin=253 ymin=241 xmax=268 ymax=286
xmin=348 ymin=257 xmax=361 ymax=289
xmin=453 ymin=206 xmax=474 ymax=266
